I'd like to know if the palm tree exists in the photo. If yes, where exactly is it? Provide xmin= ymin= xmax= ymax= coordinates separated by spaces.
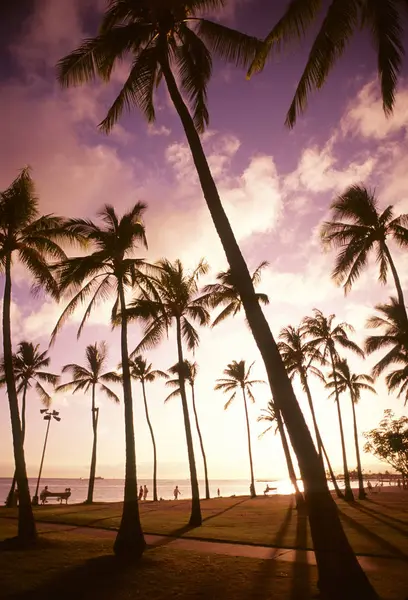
xmin=57 ymin=4 xmax=379 ymax=594
xmin=249 ymin=1 xmax=407 ymax=129
xmin=129 ymin=258 xmax=211 ymax=526
xmin=365 ymin=297 xmax=408 ymax=379
xmin=258 ymin=400 xmax=304 ymax=508
xmin=385 ymin=353 xmax=408 ymax=407
xmin=278 ymin=325 xmax=343 ymax=499
xmin=326 ymin=359 xmax=376 ymax=500
xmin=203 ymin=261 xmax=269 ymax=326
xmin=56 ymin=342 xmax=120 ymax=504
xmin=51 ymin=203 xmax=152 ymax=559
xmin=129 ymin=355 xmax=168 ymax=502
xmin=215 ymin=360 xmax=264 ymax=498
xmin=0 ymin=168 xmax=81 ymax=544
xmin=0 ymin=342 xmax=59 ymax=507
xmin=320 ymin=185 xmax=408 ymax=319
xmin=166 ymin=360 xmax=210 ymax=500
xmin=302 ymin=309 xmax=364 ymax=501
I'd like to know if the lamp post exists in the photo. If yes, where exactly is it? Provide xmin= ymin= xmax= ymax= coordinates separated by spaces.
xmin=32 ymin=409 xmax=61 ymax=505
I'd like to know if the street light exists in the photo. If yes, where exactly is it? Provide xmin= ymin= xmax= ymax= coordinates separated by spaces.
xmin=32 ymin=409 xmax=61 ymax=505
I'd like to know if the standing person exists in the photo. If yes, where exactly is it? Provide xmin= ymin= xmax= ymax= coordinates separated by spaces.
xmin=217 ymin=488 xmax=220 ymax=498
xmin=143 ymin=485 xmax=148 ymax=501
xmin=174 ymin=485 xmax=181 ymax=500
xmin=138 ymin=485 xmax=143 ymax=501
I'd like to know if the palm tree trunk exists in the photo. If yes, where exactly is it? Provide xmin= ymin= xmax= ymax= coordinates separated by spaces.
xmin=6 ymin=383 xmax=28 ymax=508
xmin=86 ymin=385 xmax=97 ymax=504
xmin=113 ymin=280 xmax=145 ymax=558
xmin=141 ymin=380 xmax=158 ymax=502
xmin=383 ymin=243 xmax=407 ymax=317
xmin=160 ymin=55 xmax=378 ymax=599
xmin=329 ymin=351 xmax=354 ymax=502
xmin=275 ymin=409 xmax=304 ymax=509
xmin=2 ymin=254 xmax=36 ymax=542
xmin=175 ymin=317 xmax=202 ymax=526
xmin=301 ymin=371 xmax=344 ymax=499
xmin=242 ymin=388 xmax=256 ymax=497
xmin=191 ymin=383 xmax=210 ymax=500
xmin=350 ymin=394 xmax=366 ymax=500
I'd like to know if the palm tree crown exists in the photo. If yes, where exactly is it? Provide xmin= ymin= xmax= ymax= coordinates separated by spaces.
xmin=365 ymin=297 xmax=408 ymax=378
xmin=257 ymin=400 xmax=279 ymax=438
xmin=302 ymin=309 xmax=364 ymax=362
xmin=203 ymin=260 xmax=269 ymax=326
xmin=51 ymin=203 xmax=151 ymax=341
xmin=278 ymin=325 xmax=325 ymax=384
xmin=131 ymin=259 xmax=211 ymax=354
xmin=249 ymin=0 xmax=407 ymax=128
xmin=320 ymin=185 xmax=408 ymax=301
xmin=385 ymin=353 xmax=408 ymax=407
xmin=326 ymin=359 xmax=376 ymax=404
xmin=0 ymin=341 xmax=59 ymax=406
xmin=57 ymin=342 xmax=120 ymax=402
xmin=215 ymin=360 xmax=264 ymax=409
xmin=129 ymin=355 xmax=168 ymax=385
xmin=165 ymin=360 xmax=198 ymax=402
xmin=57 ymin=0 xmax=261 ymax=134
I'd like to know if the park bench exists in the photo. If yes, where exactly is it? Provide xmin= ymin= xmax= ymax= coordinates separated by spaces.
xmin=40 ymin=488 xmax=71 ymax=505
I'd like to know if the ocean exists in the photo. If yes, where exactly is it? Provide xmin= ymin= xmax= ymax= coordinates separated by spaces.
xmin=0 ymin=477 xmax=296 ymax=504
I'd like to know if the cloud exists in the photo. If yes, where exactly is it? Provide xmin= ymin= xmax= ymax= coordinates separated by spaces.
xmin=147 ymin=124 xmax=171 ymax=137
xmin=341 ymin=80 xmax=408 ymax=140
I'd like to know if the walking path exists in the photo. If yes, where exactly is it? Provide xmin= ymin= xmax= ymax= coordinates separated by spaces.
xmin=15 ymin=519 xmax=406 ymax=573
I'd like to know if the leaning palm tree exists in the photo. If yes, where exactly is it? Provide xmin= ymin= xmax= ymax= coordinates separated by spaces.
xmin=129 ymin=258 xmax=211 ymax=526
xmin=57 ymin=4 xmax=378 ymax=594
xmin=56 ymin=342 xmax=120 ymax=504
xmin=129 ymin=355 xmax=168 ymax=502
xmin=302 ymin=309 xmax=365 ymax=501
xmin=0 ymin=341 xmax=59 ymax=507
xmin=249 ymin=1 xmax=407 ymax=129
xmin=278 ymin=325 xmax=343 ymax=499
xmin=0 ymin=168 xmax=82 ymax=544
xmin=51 ymin=203 xmax=152 ymax=559
xmin=203 ymin=261 xmax=269 ymax=326
xmin=215 ymin=360 xmax=264 ymax=498
xmin=365 ymin=297 xmax=408 ymax=379
xmin=326 ymin=359 xmax=376 ymax=500
xmin=258 ymin=400 xmax=304 ymax=509
xmin=320 ymin=185 xmax=408 ymax=319
xmin=166 ymin=360 xmax=210 ymax=500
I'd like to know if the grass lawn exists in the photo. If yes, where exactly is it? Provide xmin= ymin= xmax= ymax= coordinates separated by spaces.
xmin=3 ymin=492 xmax=408 ymax=559
xmin=1 ymin=516 xmax=408 ymax=599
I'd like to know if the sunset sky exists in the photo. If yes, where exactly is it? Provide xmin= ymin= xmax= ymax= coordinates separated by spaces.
xmin=0 ymin=0 xmax=407 ymax=486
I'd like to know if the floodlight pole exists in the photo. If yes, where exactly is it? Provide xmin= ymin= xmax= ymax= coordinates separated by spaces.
xmin=32 ymin=410 xmax=60 ymax=505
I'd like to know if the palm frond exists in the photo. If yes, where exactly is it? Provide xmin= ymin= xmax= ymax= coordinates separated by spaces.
xmin=100 ymin=383 xmax=120 ymax=403
xmin=197 ymin=19 xmax=262 ymax=69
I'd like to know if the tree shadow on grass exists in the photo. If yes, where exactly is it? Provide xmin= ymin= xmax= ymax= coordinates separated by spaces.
xmin=350 ymin=503 xmax=408 ymax=538
xmin=249 ymin=500 xmax=295 ymax=597
xmin=289 ymin=510 xmax=311 ymax=599
xmin=337 ymin=508 xmax=408 ymax=560
xmin=201 ymin=498 xmax=250 ymax=524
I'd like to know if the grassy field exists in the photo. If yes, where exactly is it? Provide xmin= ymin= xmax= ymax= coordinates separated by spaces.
xmin=3 ymin=492 xmax=408 ymax=558
xmin=1 ymin=492 xmax=408 ymax=599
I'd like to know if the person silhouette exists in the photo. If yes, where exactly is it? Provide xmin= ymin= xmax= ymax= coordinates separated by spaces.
xmin=138 ymin=485 xmax=143 ymax=501
xmin=143 ymin=485 xmax=148 ymax=501
xmin=174 ymin=485 xmax=181 ymax=500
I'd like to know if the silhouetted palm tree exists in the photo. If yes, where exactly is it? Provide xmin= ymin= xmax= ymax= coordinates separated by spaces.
xmin=215 ymin=360 xmax=264 ymax=498
xmin=385 ymin=353 xmax=408 ymax=407
xmin=278 ymin=325 xmax=343 ymax=499
xmin=258 ymin=400 xmax=304 ymax=508
xmin=326 ymin=359 xmax=376 ymax=500
xmin=320 ymin=185 xmax=408 ymax=319
xmin=0 ymin=341 xmax=59 ymax=507
xmin=166 ymin=360 xmax=210 ymax=500
xmin=51 ymin=203 xmax=152 ymax=558
xmin=129 ymin=355 xmax=168 ymax=502
xmin=203 ymin=261 xmax=269 ymax=326
xmin=130 ymin=259 xmax=210 ymax=526
xmin=365 ymin=297 xmax=408 ymax=379
xmin=0 ymin=168 xmax=81 ymax=543
xmin=57 ymin=342 xmax=120 ymax=504
xmin=57 ymin=4 xmax=376 ymax=593
xmin=302 ymin=309 xmax=364 ymax=501
xmin=249 ymin=0 xmax=407 ymax=130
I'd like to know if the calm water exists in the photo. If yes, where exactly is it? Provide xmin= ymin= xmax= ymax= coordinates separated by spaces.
xmin=0 ymin=477 xmax=295 ymax=504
